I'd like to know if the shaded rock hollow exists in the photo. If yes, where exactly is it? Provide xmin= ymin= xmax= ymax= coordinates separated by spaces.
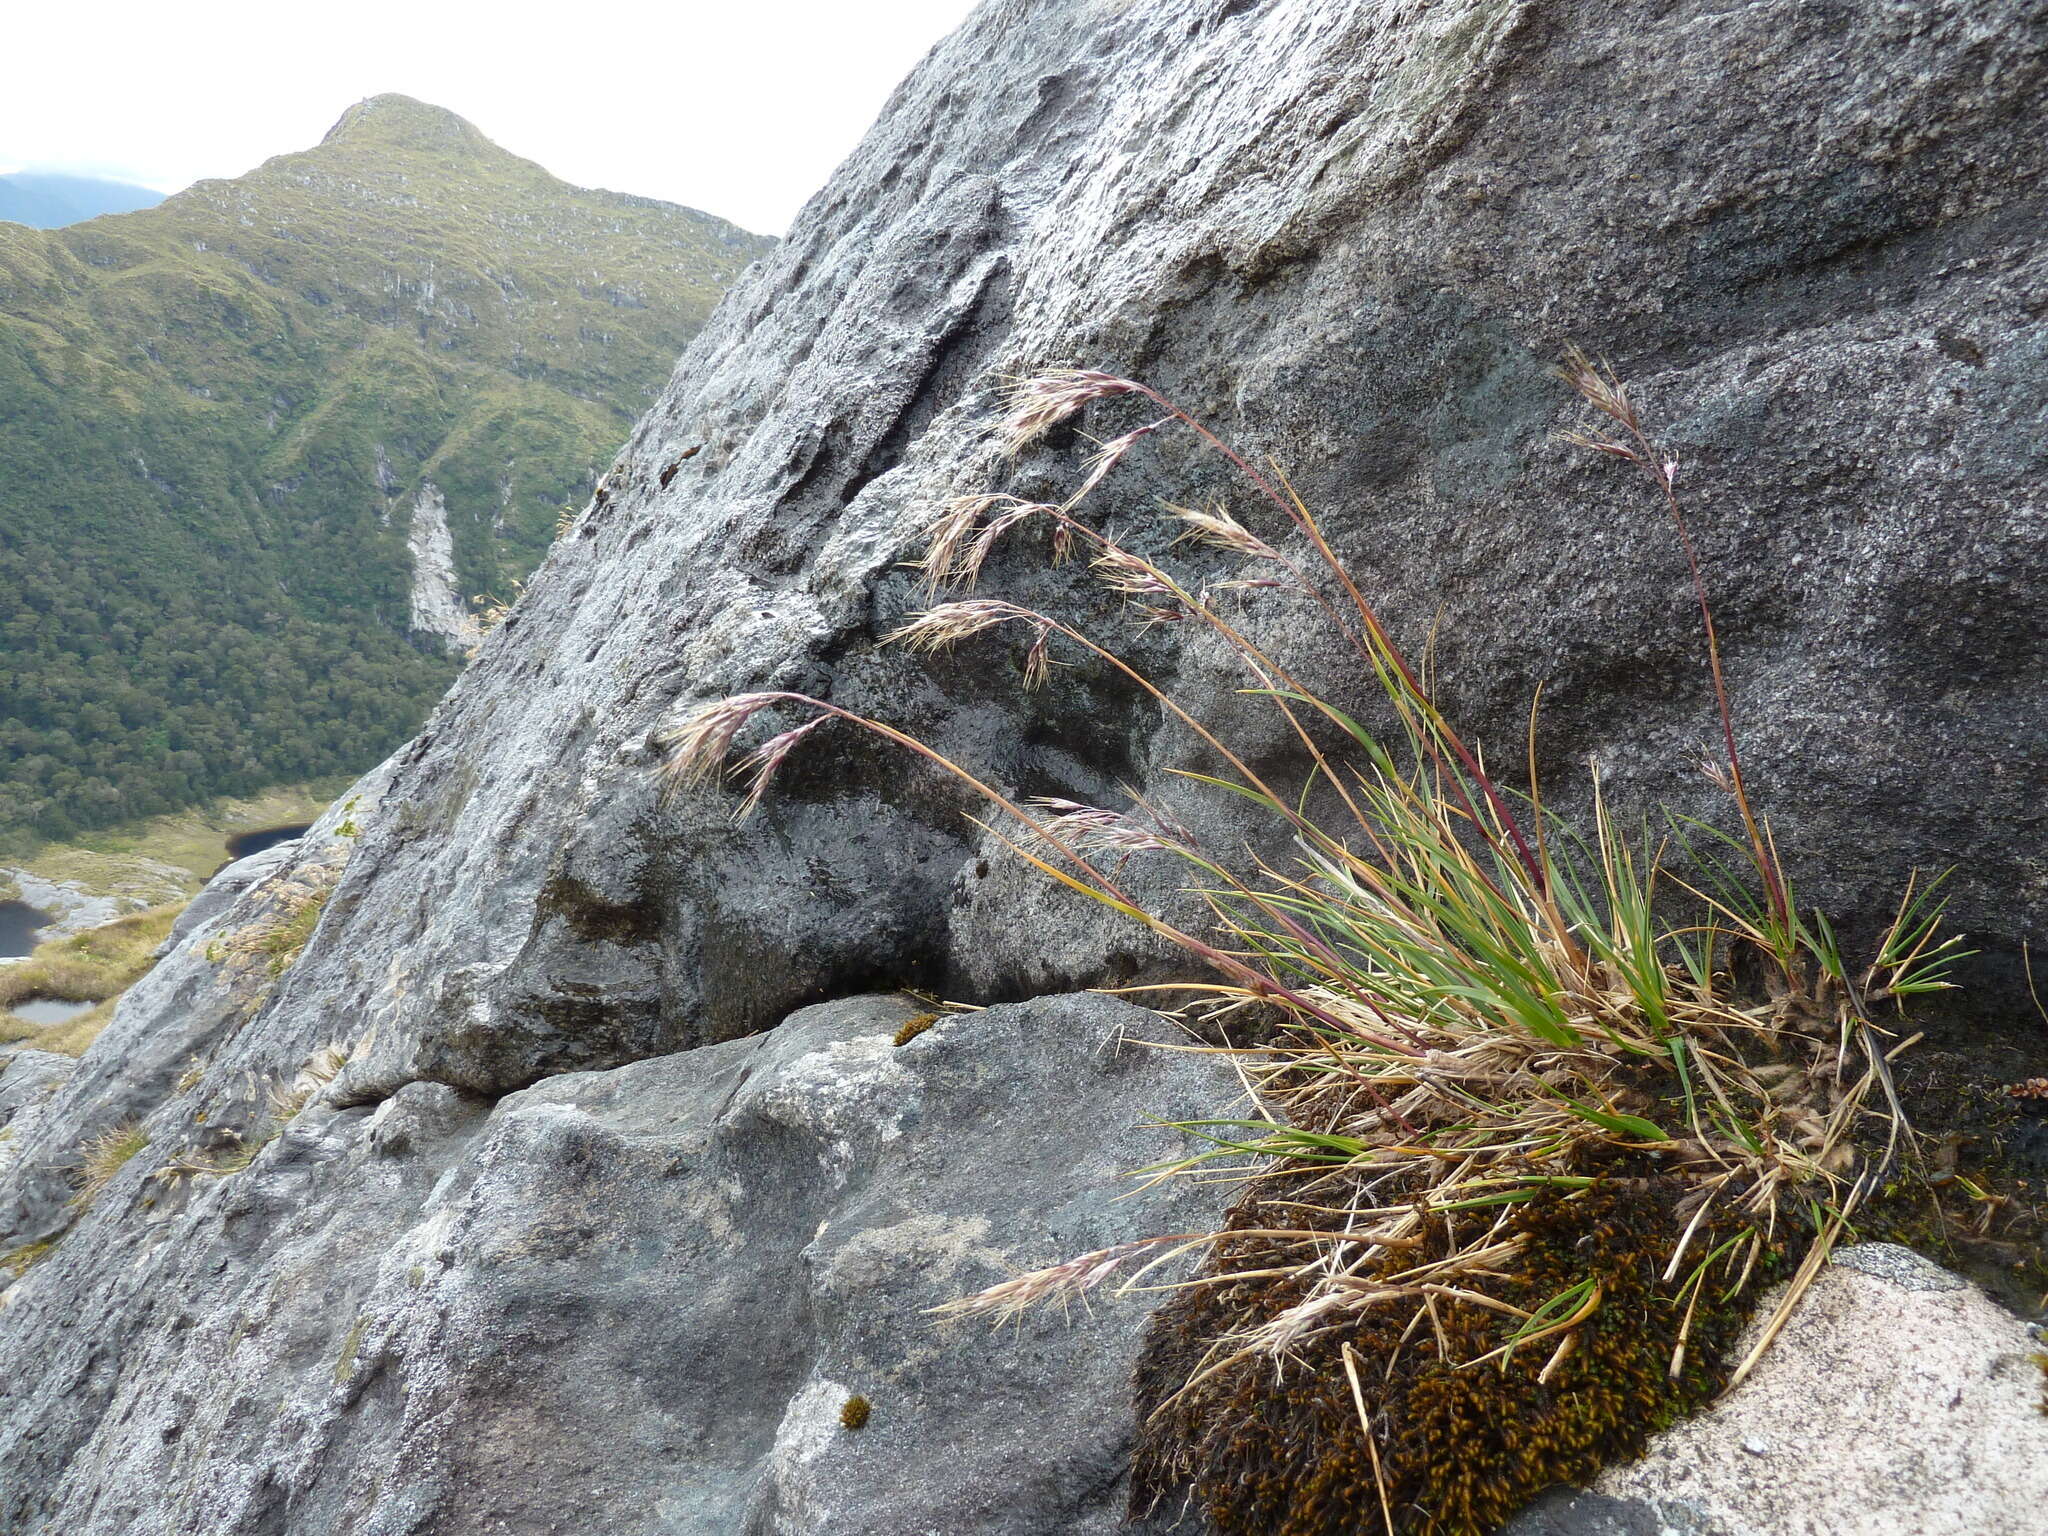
xmin=2 ymin=0 xmax=2046 ymax=1532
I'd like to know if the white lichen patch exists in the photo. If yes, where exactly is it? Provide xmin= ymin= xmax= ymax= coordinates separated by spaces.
xmin=749 ymin=1036 xmax=917 ymax=1181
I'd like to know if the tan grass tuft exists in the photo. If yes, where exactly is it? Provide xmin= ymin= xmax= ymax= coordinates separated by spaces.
xmin=71 ymin=1121 xmax=148 ymax=1210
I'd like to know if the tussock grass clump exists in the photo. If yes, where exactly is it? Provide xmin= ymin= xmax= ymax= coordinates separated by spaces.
xmin=658 ymin=361 xmax=1960 ymax=1533
xmin=211 ymin=880 xmax=335 ymax=980
xmin=155 ymin=1036 xmax=362 ymax=1183
xmin=263 ymin=1038 xmax=353 ymax=1121
xmin=71 ymin=1121 xmax=148 ymax=1210
xmin=249 ymin=888 xmax=331 ymax=975
xmin=0 ymin=1236 xmax=58 ymax=1279
xmin=0 ymin=902 xmax=184 ymax=1056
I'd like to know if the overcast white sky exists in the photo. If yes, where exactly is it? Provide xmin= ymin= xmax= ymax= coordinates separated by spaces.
xmin=0 ymin=0 xmax=980 ymax=235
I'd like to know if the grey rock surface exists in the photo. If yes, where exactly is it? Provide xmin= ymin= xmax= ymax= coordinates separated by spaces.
xmin=0 ymin=992 xmax=1236 ymax=1533
xmin=1505 ymin=1490 xmax=1718 ymax=1536
xmin=1829 ymin=1239 xmax=1970 ymax=1293
xmin=0 ymin=1050 xmax=76 ymax=1193
xmin=2 ymin=0 xmax=2046 ymax=1530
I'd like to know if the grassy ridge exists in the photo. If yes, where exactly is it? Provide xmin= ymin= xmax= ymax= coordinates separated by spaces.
xmin=0 ymin=95 xmax=771 ymax=843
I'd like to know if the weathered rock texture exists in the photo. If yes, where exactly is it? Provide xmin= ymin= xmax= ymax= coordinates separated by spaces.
xmin=3 ymin=0 xmax=2046 ymax=1530
xmin=1505 ymin=1243 xmax=2048 ymax=1536
xmin=2 ymin=986 xmax=1233 ymax=1533
xmin=405 ymin=483 xmax=481 ymax=653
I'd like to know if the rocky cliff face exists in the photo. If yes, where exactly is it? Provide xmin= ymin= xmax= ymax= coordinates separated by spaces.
xmin=2 ymin=1 xmax=2045 ymax=1531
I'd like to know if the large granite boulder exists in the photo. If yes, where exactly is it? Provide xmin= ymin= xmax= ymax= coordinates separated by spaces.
xmin=0 ymin=992 xmax=1235 ymax=1533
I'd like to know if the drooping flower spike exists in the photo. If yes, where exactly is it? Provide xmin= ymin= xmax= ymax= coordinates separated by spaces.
xmin=995 ymin=368 xmax=1146 ymax=457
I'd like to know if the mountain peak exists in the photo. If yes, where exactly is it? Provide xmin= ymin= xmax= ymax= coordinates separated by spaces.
xmin=320 ymin=95 xmax=494 ymax=158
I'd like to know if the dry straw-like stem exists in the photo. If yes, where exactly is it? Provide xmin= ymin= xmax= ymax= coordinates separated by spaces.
xmin=1558 ymin=344 xmax=1787 ymax=940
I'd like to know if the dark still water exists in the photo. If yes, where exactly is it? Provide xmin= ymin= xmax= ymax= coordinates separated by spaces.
xmin=224 ymin=823 xmax=313 ymax=861
xmin=0 ymin=900 xmax=52 ymax=959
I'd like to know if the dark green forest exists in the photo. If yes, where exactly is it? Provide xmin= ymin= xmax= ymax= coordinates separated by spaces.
xmin=0 ymin=539 xmax=448 ymax=841
xmin=0 ymin=95 xmax=771 ymax=844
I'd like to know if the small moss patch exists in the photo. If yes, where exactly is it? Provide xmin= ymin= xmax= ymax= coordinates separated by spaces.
xmin=1134 ymin=1181 xmax=1770 ymax=1536
xmin=892 ymin=1012 xmax=940 ymax=1047
xmin=839 ymin=1394 xmax=872 ymax=1430
xmin=334 ymin=1315 xmax=370 ymax=1385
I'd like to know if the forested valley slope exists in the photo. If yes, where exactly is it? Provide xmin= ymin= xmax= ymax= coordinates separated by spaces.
xmin=0 ymin=94 xmax=770 ymax=843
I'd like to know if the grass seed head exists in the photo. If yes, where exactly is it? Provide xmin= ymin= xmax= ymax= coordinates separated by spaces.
xmin=1028 ymin=797 xmax=1181 ymax=854
xmin=1558 ymin=343 xmax=1641 ymax=435
xmin=915 ymin=494 xmax=1009 ymax=594
xmin=1167 ymin=502 xmax=1278 ymax=561
xmin=1065 ymin=417 xmax=1170 ymax=504
xmin=997 ymin=368 xmax=1145 ymax=456
xmin=735 ymin=716 xmax=830 ymax=819
xmin=657 ymin=693 xmax=788 ymax=794
xmin=885 ymin=600 xmax=1023 ymax=653
xmin=1022 ymin=623 xmax=1054 ymax=690
xmin=1089 ymin=545 xmax=1176 ymax=600
xmin=934 ymin=1236 xmax=1185 ymax=1325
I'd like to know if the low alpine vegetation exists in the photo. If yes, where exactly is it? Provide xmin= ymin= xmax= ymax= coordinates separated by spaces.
xmin=657 ymin=360 xmax=1958 ymax=1533
xmin=71 ymin=1121 xmax=149 ymax=1211
xmin=156 ymin=1036 xmax=363 ymax=1184
xmin=0 ymin=902 xmax=186 ymax=1056
xmin=209 ymin=870 xmax=341 ymax=983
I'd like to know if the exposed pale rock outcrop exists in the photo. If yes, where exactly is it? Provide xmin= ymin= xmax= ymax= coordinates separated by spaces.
xmin=2 ymin=0 xmax=2044 ymax=1530
xmin=0 ymin=867 xmax=136 ymax=942
xmin=404 ymin=481 xmax=480 ymax=652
